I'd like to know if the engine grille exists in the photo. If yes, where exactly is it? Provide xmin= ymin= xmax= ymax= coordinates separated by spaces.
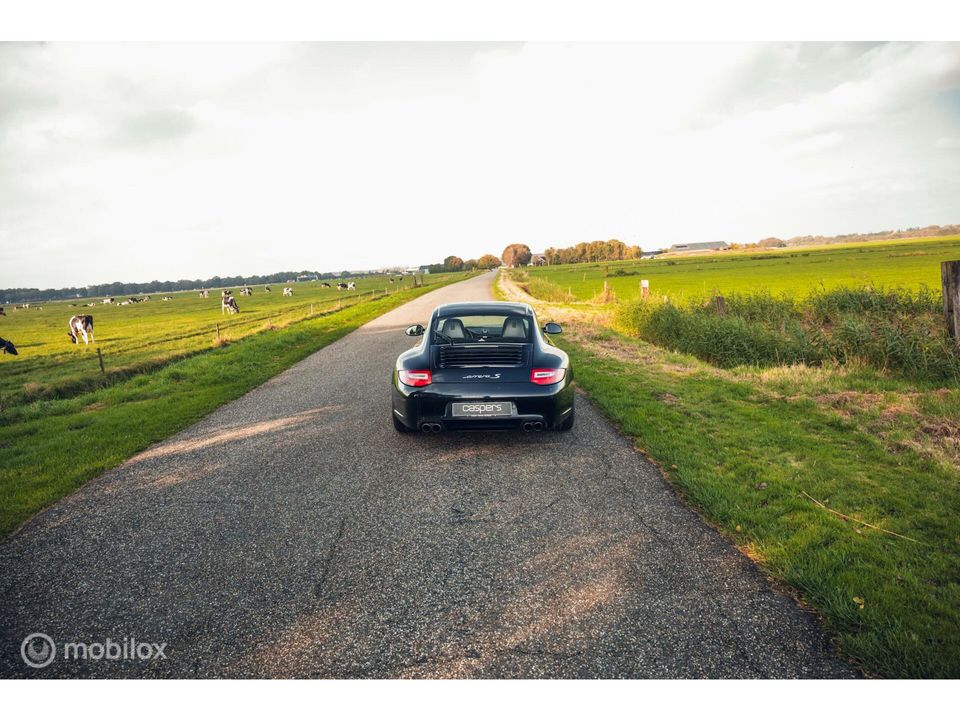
xmin=438 ymin=344 xmax=526 ymax=368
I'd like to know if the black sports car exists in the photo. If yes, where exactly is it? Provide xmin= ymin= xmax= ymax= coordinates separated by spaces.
xmin=392 ymin=301 xmax=574 ymax=433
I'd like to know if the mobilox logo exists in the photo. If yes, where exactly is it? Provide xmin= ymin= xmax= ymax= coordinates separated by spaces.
xmin=20 ymin=633 xmax=167 ymax=667
xmin=21 ymin=633 xmax=56 ymax=668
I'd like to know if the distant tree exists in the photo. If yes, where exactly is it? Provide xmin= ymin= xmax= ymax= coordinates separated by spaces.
xmin=501 ymin=244 xmax=532 ymax=267
xmin=463 ymin=258 xmax=477 ymax=270
xmin=443 ymin=255 xmax=464 ymax=272
xmin=758 ymin=237 xmax=786 ymax=248
xmin=476 ymin=254 xmax=501 ymax=269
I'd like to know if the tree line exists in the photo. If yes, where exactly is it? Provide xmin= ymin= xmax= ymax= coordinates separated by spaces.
xmin=498 ymin=240 xmax=644 ymax=267
xmin=1 ymin=269 xmax=367 ymax=304
xmin=421 ymin=254 xmax=501 ymax=274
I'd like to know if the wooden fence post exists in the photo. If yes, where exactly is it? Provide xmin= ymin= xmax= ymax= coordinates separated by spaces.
xmin=641 ymin=279 xmax=650 ymax=299
xmin=944 ymin=260 xmax=960 ymax=339
xmin=714 ymin=295 xmax=727 ymax=316
xmin=96 ymin=347 xmax=105 ymax=374
xmin=215 ymin=323 xmax=220 ymax=340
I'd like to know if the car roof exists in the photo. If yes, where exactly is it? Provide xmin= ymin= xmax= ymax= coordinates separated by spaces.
xmin=434 ymin=301 xmax=533 ymax=318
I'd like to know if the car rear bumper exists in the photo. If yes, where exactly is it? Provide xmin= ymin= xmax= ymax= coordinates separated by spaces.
xmin=392 ymin=379 xmax=574 ymax=431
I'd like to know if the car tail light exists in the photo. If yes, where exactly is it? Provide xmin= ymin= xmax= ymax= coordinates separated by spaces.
xmin=399 ymin=369 xmax=432 ymax=387
xmin=530 ymin=368 xmax=565 ymax=385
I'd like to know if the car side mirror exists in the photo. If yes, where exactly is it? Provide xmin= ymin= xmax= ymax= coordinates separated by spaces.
xmin=543 ymin=322 xmax=563 ymax=335
xmin=405 ymin=324 xmax=425 ymax=336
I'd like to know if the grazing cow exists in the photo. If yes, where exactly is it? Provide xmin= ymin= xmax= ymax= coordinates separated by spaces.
xmin=347 ymin=282 xmax=356 ymax=290
xmin=240 ymin=287 xmax=252 ymax=296
xmin=102 ymin=297 xmax=114 ymax=304
xmin=283 ymin=287 xmax=293 ymax=297
xmin=221 ymin=295 xmax=240 ymax=314
xmin=336 ymin=283 xmax=347 ymax=290
xmin=320 ymin=282 xmax=331 ymax=288
xmin=0 ymin=337 xmax=17 ymax=355
xmin=119 ymin=301 xmax=130 ymax=306
xmin=85 ymin=302 xmax=97 ymax=307
xmin=199 ymin=290 xmax=209 ymax=298
xmin=264 ymin=286 xmax=271 ymax=292
xmin=68 ymin=315 xmax=95 ymax=346
xmin=388 ymin=278 xmax=394 ymax=283
xmin=162 ymin=296 xmax=173 ymax=301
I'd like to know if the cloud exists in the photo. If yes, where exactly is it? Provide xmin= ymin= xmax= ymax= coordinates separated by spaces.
xmin=1 ymin=42 xmax=959 ymax=288
xmin=112 ymin=107 xmax=197 ymax=145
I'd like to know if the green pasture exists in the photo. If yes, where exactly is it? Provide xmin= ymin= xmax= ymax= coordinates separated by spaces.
xmin=0 ymin=273 xmax=452 ymax=405
xmin=527 ymin=235 xmax=960 ymax=301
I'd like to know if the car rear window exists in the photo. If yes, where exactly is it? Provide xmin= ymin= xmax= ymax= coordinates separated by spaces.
xmin=435 ymin=314 xmax=530 ymax=343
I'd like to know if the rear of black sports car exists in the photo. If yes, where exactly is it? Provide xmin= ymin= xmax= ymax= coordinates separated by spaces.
xmin=392 ymin=301 xmax=575 ymax=433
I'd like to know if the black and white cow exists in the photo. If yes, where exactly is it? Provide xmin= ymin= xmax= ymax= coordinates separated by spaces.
xmin=0 ymin=337 xmax=17 ymax=355
xmin=102 ymin=297 xmax=114 ymax=304
xmin=68 ymin=315 xmax=95 ymax=346
xmin=283 ymin=287 xmax=293 ymax=297
xmin=347 ymin=281 xmax=356 ymax=290
xmin=199 ymin=290 xmax=209 ymax=298
xmin=264 ymin=286 xmax=271 ymax=292
xmin=320 ymin=282 xmax=331 ymax=288
xmin=336 ymin=283 xmax=348 ymax=290
xmin=221 ymin=295 xmax=240 ymax=314
xmin=0 ymin=306 xmax=5 ymax=316
xmin=162 ymin=296 xmax=173 ymax=301
xmin=240 ymin=287 xmax=252 ymax=296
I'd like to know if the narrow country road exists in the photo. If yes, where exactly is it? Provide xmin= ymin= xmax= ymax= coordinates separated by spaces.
xmin=0 ymin=272 xmax=856 ymax=678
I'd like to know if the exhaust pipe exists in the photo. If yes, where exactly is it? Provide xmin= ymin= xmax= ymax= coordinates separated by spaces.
xmin=421 ymin=422 xmax=443 ymax=433
xmin=532 ymin=421 xmax=544 ymax=432
xmin=522 ymin=422 xmax=534 ymax=432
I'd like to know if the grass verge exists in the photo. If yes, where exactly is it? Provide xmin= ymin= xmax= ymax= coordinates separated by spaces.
xmin=498 ymin=273 xmax=960 ymax=678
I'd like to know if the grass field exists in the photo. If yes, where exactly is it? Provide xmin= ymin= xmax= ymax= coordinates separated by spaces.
xmin=0 ymin=273 xmax=451 ymax=405
xmin=526 ymin=235 xmax=960 ymax=302
xmin=497 ymin=265 xmax=960 ymax=678
xmin=0 ymin=272 xmax=468 ymax=536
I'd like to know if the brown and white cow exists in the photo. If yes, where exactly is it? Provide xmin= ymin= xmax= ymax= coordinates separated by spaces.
xmin=68 ymin=315 xmax=95 ymax=346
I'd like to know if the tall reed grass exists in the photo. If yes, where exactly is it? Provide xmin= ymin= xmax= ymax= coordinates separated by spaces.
xmin=615 ymin=287 xmax=959 ymax=382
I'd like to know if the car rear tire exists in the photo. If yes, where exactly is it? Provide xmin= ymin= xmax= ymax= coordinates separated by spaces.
xmin=393 ymin=414 xmax=412 ymax=433
xmin=558 ymin=410 xmax=575 ymax=431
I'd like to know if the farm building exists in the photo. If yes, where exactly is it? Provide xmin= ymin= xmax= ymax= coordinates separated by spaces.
xmin=529 ymin=253 xmax=547 ymax=266
xmin=668 ymin=241 xmax=729 ymax=253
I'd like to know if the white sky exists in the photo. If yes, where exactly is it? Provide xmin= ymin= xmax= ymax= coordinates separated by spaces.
xmin=1 ymin=41 xmax=959 ymax=288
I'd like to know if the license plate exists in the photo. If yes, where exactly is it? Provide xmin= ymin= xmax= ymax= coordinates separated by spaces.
xmin=451 ymin=401 xmax=514 ymax=418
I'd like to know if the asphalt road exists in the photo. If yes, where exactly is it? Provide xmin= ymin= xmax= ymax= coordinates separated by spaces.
xmin=0 ymin=271 xmax=856 ymax=678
